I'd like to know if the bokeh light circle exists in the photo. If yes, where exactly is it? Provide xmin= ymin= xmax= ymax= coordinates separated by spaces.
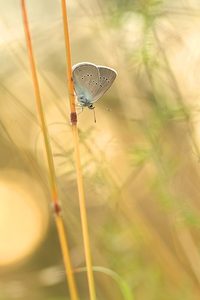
xmin=0 ymin=171 xmax=49 ymax=267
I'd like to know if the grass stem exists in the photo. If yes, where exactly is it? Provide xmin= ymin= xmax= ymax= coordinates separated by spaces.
xmin=21 ymin=1 xmax=79 ymax=299
xmin=61 ymin=1 xmax=97 ymax=299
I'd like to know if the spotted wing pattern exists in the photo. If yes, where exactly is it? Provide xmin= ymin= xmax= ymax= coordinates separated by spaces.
xmin=91 ymin=66 xmax=117 ymax=103
xmin=72 ymin=62 xmax=100 ymax=101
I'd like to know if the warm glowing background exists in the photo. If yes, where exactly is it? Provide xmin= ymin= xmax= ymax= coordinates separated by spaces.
xmin=1 ymin=0 xmax=200 ymax=299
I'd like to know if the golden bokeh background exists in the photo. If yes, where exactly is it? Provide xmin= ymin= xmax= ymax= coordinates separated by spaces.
xmin=1 ymin=0 xmax=200 ymax=299
xmin=0 ymin=171 xmax=49 ymax=266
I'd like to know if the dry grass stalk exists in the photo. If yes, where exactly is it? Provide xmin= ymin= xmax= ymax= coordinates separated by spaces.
xmin=20 ymin=1 xmax=79 ymax=299
xmin=61 ymin=0 xmax=97 ymax=299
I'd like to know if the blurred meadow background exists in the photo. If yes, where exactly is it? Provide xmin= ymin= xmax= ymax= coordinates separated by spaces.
xmin=1 ymin=0 xmax=200 ymax=299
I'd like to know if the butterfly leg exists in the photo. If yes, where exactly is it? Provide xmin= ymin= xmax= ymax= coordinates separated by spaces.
xmin=76 ymin=105 xmax=84 ymax=115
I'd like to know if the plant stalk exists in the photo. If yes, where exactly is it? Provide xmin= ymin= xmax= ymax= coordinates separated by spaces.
xmin=61 ymin=1 xmax=97 ymax=299
xmin=21 ymin=1 xmax=79 ymax=299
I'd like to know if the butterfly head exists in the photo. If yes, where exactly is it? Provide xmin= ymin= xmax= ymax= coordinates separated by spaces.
xmin=88 ymin=103 xmax=95 ymax=109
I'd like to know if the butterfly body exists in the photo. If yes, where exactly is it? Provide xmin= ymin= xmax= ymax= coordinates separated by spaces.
xmin=76 ymin=93 xmax=94 ymax=109
xmin=72 ymin=62 xmax=117 ymax=109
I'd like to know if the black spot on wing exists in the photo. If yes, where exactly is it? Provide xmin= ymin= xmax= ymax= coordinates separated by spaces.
xmin=72 ymin=63 xmax=100 ymax=98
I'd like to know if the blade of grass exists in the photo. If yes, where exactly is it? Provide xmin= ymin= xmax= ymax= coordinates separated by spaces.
xmin=20 ymin=1 xmax=79 ymax=300
xmin=60 ymin=1 xmax=97 ymax=299
xmin=75 ymin=266 xmax=134 ymax=300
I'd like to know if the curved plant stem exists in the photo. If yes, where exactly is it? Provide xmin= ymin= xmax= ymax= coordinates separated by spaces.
xmin=61 ymin=1 xmax=97 ymax=299
xmin=75 ymin=266 xmax=133 ymax=300
xmin=21 ymin=1 xmax=79 ymax=300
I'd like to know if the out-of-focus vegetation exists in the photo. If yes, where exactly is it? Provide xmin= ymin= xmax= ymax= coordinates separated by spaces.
xmin=1 ymin=0 xmax=200 ymax=299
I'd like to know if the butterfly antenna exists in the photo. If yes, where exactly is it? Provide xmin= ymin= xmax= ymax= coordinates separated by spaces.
xmin=93 ymin=107 xmax=97 ymax=123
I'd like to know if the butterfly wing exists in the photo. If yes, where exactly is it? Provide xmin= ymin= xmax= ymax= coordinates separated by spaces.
xmin=72 ymin=62 xmax=100 ymax=101
xmin=91 ymin=66 xmax=117 ymax=103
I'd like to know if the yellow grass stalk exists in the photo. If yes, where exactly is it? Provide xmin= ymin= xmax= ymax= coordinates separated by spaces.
xmin=21 ymin=1 xmax=79 ymax=300
xmin=61 ymin=1 xmax=97 ymax=299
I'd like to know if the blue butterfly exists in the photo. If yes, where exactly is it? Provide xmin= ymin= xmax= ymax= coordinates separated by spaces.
xmin=72 ymin=62 xmax=117 ymax=110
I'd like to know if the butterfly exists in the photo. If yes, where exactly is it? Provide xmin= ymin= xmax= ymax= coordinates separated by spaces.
xmin=72 ymin=62 xmax=117 ymax=110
